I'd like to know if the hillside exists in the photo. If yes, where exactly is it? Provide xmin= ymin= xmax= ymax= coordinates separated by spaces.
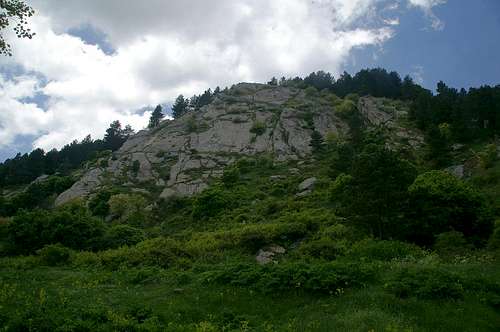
xmin=1 ymin=73 xmax=500 ymax=331
xmin=55 ymin=83 xmax=421 ymax=205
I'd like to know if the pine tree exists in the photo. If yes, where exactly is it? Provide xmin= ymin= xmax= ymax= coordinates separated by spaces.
xmin=268 ymin=77 xmax=278 ymax=86
xmin=310 ymin=130 xmax=325 ymax=154
xmin=172 ymin=95 xmax=189 ymax=118
xmin=148 ymin=105 xmax=164 ymax=128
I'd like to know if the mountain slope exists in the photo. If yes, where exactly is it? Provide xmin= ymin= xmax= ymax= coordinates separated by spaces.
xmin=56 ymin=83 xmax=419 ymax=205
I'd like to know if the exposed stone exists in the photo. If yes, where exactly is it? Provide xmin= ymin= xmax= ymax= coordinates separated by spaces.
xmin=131 ymin=188 xmax=150 ymax=195
xmin=445 ymin=164 xmax=465 ymax=179
xmin=55 ymin=168 xmax=103 ymax=206
xmin=256 ymin=245 xmax=286 ymax=264
xmin=298 ymin=177 xmax=317 ymax=192
xmin=32 ymin=174 xmax=49 ymax=184
xmin=56 ymin=87 xmax=417 ymax=203
xmin=295 ymin=190 xmax=312 ymax=198
xmin=270 ymin=175 xmax=286 ymax=181
xmin=160 ymin=188 xmax=178 ymax=199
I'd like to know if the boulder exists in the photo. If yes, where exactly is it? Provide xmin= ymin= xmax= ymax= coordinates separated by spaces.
xmin=295 ymin=190 xmax=312 ymax=198
xmin=445 ymin=164 xmax=465 ymax=179
xmin=55 ymin=168 xmax=103 ymax=206
xmin=298 ymin=177 xmax=317 ymax=192
xmin=256 ymin=245 xmax=286 ymax=264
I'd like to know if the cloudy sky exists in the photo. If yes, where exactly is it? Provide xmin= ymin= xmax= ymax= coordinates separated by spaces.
xmin=0 ymin=0 xmax=499 ymax=161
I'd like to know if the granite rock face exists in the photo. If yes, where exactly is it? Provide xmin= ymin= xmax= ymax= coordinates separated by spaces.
xmin=56 ymin=84 xmax=416 ymax=205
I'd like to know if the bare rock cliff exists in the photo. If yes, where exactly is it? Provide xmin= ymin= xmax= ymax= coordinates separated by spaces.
xmin=56 ymin=83 xmax=417 ymax=205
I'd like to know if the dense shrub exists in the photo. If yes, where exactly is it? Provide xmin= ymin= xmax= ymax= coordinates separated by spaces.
xmin=103 ymin=225 xmax=145 ymax=249
xmin=192 ymin=187 xmax=230 ymax=220
xmin=386 ymin=266 xmax=464 ymax=300
xmin=7 ymin=203 xmax=105 ymax=254
xmin=335 ymin=99 xmax=357 ymax=119
xmin=304 ymin=86 xmax=319 ymax=97
xmin=221 ymin=167 xmax=240 ymax=187
xmin=37 ymin=244 xmax=72 ymax=266
xmin=299 ymin=238 xmax=347 ymax=260
xmin=479 ymin=144 xmax=498 ymax=169
xmin=88 ymin=190 xmax=115 ymax=217
xmin=204 ymin=261 xmax=375 ymax=294
xmin=407 ymin=171 xmax=494 ymax=246
xmin=349 ymin=239 xmax=425 ymax=261
xmin=1 ymin=176 xmax=74 ymax=216
xmin=74 ymin=237 xmax=190 ymax=270
xmin=489 ymin=221 xmax=500 ymax=250
xmin=108 ymin=193 xmax=149 ymax=226
xmin=332 ymin=144 xmax=417 ymax=239
xmin=250 ymin=121 xmax=267 ymax=136
xmin=187 ymin=222 xmax=308 ymax=254
xmin=131 ymin=160 xmax=141 ymax=175
xmin=434 ymin=231 xmax=471 ymax=255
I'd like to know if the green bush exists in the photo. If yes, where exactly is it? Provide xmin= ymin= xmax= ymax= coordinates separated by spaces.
xmin=345 ymin=93 xmax=360 ymax=103
xmin=305 ymin=86 xmax=319 ymax=97
xmin=103 ymin=225 xmax=145 ymax=249
xmin=299 ymin=237 xmax=347 ymax=260
xmin=83 ymin=237 xmax=190 ymax=270
xmin=2 ymin=176 xmax=75 ymax=216
xmin=479 ymin=144 xmax=498 ymax=169
xmin=192 ymin=187 xmax=230 ymax=220
xmin=186 ymin=116 xmax=198 ymax=133
xmin=131 ymin=160 xmax=141 ymax=175
xmin=88 ymin=189 xmax=118 ymax=217
xmin=37 ymin=244 xmax=72 ymax=266
xmin=386 ymin=266 xmax=464 ymax=300
xmin=335 ymin=99 xmax=357 ymax=119
xmin=7 ymin=203 xmax=105 ymax=254
xmin=186 ymin=222 xmax=307 ymax=254
xmin=489 ymin=221 xmax=500 ymax=250
xmin=349 ymin=239 xmax=425 ymax=261
xmin=222 ymin=167 xmax=240 ymax=187
xmin=108 ymin=193 xmax=149 ymax=227
xmin=250 ymin=121 xmax=267 ymax=136
xmin=434 ymin=231 xmax=471 ymax=255
xmin=407 ymin=170 xmax=494 ymax=246
xmin=205 ymin=261 xmax=375 ymax=294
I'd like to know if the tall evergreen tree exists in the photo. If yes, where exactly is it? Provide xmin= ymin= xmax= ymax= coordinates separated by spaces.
xmin=310 ymin=130 xmax=325 ymax=154
xmin=148 ymin=105 xmax=164 ymax=128
xmin=172 ymin=95 xmax=189 ymax=118
xmin=104 ymin=120 xmax=127 ymax=151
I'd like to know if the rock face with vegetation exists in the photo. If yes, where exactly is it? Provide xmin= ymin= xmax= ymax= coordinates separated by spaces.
xmin=56 ymin=83 xmax=416 ymax=205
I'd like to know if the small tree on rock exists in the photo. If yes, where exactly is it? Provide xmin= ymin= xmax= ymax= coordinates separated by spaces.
xmin=148 ymin=105 xmax=164 ymax=128
xmin=172 ymin=95 xmax=189 ymax=118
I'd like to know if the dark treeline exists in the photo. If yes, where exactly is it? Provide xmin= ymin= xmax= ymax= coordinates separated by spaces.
xmin=0 ymin=120 xmax=134 ymax=187
xmin=172 ymin=87 xmax=222 ymax=118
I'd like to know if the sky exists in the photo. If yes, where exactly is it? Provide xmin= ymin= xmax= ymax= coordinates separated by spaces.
xmin=0 ymin=0 xmax=499 ymax=162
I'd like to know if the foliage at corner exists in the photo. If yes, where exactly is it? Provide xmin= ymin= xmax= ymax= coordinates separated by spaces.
xmin=407 ymin=170 xmax=494 ymax=246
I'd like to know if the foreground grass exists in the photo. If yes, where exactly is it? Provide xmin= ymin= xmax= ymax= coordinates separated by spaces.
xmin=1 ymin=255 xmax=499 ymax=331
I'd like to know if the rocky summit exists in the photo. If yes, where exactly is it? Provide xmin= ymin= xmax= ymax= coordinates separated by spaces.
xmin=56 ymin=83 xmax=419 ymax=205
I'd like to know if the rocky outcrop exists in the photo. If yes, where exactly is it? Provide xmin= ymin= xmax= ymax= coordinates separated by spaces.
xmin=56 ymin=84 xmax=417 ymax=205
xmin=256 ymin=245 xmax=286 ymax=264
xmin=55 ymin=168 xmax=103 ymax=206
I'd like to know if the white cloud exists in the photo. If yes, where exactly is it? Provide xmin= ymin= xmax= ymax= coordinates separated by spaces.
xmin=408 ymin=0 xmax=447 ymax=30
xmin=411 ymin=65 xmax=425 ymax=85
xmin=0 ymin=0 xmax=444 ymax=153
xmin=383 ymin=18 xmax=400 ymax=26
